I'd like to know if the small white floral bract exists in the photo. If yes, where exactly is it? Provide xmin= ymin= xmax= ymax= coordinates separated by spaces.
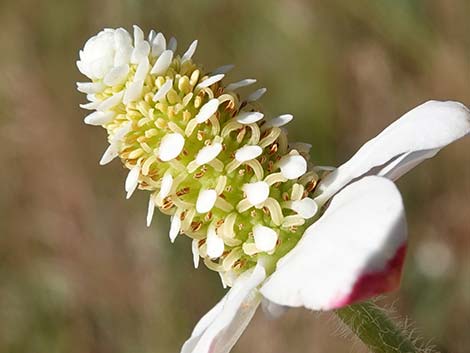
xmin=183 ymin=100 xmax=470 ymax=353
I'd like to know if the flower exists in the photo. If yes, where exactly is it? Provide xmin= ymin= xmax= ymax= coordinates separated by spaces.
xmin=77 ymin=26 xmax=470 ymax=353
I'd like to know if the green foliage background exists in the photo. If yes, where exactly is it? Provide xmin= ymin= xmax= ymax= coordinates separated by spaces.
xmin=0 ymin=0 xmax=469 ymax=352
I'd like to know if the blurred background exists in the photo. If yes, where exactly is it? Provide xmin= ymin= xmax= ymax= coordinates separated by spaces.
xmin=0 ymin=0 xmax=469 ymax=352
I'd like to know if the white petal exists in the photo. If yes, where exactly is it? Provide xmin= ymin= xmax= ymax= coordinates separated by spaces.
xmin=151 ymin=32 xmax=166 ymax=57
xmin=316 ymin=100 xmax=470 ymax=205
xmin=84 ymin=111 xmax=115 ymax=126
xmin=131 ymin=41 xmax=151 ymax=64
xmin=236 ymin=111 xmax=264 ymax=124
xmin=77 ymin=82 xmax=104 ymax=94
xmin=158 ymin=133 xmax=185 ymax=161
xmin=278 ymin=155 xmax=307 ymax=179
xmin=169 ymin=214 xmax=181 ymax=243
xmin=148 ymin=29 xmax=156 ymax=42
xmin=80 ymin=101 xmax=100 ymax=110
xmin=260 ymin=176 xmax=407 ymax=310
xmin=195 ymin=99 xmax=220 ymax=123
xmin=225 ymin=79 xmax=256 ymax=91
xmin=196 ymin=189 xmax=217 ymax=213
xmin=97 ymin=91 xmax=124 ymax=111
xmin=133 ymin=56 xmax=150 ymax=82
xmin=265 ymin=114 xmax=293 ymax=128
xmin=181 ymin=264 xmax=266 ymax=353
xmin=192 ymin=239 xmax=200 ymax=268
xmin=291 ymin=198 xmax=318 ymax=219
xmin=253 ymin=225 xmax=278 ymax=252
xmin=197 ymin=74 xmax=225 ymax=89
xmin=99 ymin=144 xmax=119 ymax=165
xmin=133 ymin=25 xmax=144 ymax=45
xmin=168 ymin=37 xmax=177 ymax=52
xmin=159 ymin=173 xmax=173 ymax=199
xmin=206 ymin=230 xmax=225 ymax=259
xmin=150 ymin=49 xmax=173 ymax=75
xmin=146 ymin=195 xmax=155 ymax=227
xmin=123 ymin=80 xmax=144 ymax=104
xmin=99 ymin=123 xmax=131 ymax=165
xmin=195 ymin=143 xmax=222 ymax=165
xmin=246 ymin=88 xmax=266 ymax=102
xmin=125 ymin=165 xmax=140 ymax=199
xmin=212 ymin=64 xmax=235 ymax=75
xmin=235 ymin=145 xmax=262 ymax=162
xmin=153 ymin=79 xmax=173 ymax=102
xmin=243 ymin=181 xmax=269 ymax=205
xmin=182 ymin=40 xmax=198 ymax=62
xmin=103 ymin=65 xmax=129 ymax=86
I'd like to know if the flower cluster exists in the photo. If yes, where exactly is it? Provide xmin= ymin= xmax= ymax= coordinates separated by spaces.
xmin=79 ymin=25 xmax=470 ymax=353
xmin=77 ymin=26 xmax=320 ymax=286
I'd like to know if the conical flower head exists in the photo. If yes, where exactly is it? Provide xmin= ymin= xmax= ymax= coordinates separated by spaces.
xmin=77 ymin=26 xmax=320 ymax=286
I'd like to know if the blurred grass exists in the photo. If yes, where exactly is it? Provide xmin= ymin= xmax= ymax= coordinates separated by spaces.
xmin=0 ymin=0 xmax=469 ymax=352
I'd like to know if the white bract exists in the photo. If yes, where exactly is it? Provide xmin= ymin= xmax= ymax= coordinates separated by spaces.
xmin=182 ymin=100 xmax=470 ymax=353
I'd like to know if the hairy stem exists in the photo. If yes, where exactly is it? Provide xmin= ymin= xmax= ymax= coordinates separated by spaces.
xmin=336 ymin=301 xmax=419 ymax=353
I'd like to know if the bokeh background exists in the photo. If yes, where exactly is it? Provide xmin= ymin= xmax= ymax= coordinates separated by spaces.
xmin=1 ymin=0 xmax=469 ymax=352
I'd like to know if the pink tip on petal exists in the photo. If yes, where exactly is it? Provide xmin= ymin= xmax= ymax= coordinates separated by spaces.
xmin=330 ymin=244 xmax=407 ymax=309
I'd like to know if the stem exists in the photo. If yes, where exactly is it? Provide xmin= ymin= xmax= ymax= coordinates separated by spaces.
xmin=336 ymin=301 xmax=419 ymax=353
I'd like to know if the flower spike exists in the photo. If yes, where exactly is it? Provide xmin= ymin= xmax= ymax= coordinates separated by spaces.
xmin=77 ymin=26 xmax=319 ymax=283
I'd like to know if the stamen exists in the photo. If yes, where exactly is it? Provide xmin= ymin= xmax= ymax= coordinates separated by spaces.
xmin=264 ymin=172 xmax=288 ymax=186
xmin=264 ymin=198 xmax=283 ymax=226
xmin=281 ymin=215 xmax=305 ymax=228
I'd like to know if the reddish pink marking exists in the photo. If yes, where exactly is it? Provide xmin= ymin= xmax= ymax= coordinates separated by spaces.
xmin=330 ymin=244 xmax=407 ymax=309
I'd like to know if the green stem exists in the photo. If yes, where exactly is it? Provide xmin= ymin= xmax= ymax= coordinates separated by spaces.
xmin=336 ymin=301 xmax=419 ymax=353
